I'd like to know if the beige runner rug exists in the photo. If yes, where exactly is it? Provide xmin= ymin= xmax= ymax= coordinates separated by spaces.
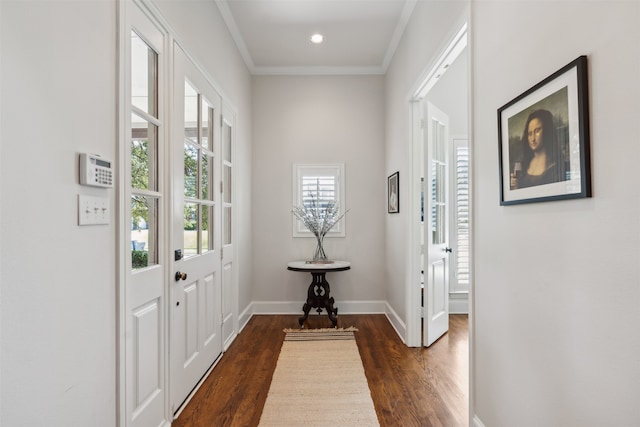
xmin=258 ymin=328 xmax=380 ymax=427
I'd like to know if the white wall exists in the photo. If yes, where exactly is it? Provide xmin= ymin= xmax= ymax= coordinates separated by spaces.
xmin=0 ymin=1 xmax=252 ymax=425
xmin=384 ymin=0 xmax=469 ymax=330
xmin=251 ymin=75 xmax=386 ymax=310
xmin=472 ymin=1 xmax=640 ymax=425
xmin=1 ymin=1 xmax=117 ymax=425
xmin=424 ymin=47 xmax=468 ymax=137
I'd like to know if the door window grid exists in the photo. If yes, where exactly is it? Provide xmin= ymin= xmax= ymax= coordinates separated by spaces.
xmin=431 ymin=119 xmax=446 ymax=245
xmin=130 ymin=30 xmax=160 ymax=270
xmin=222 ymin=120 xmax=232 ymax=246
xmin=183 ymin=80 xmax=215 ymax=257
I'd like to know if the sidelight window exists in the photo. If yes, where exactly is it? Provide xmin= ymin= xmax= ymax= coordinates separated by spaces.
xmin=130 ymin=31 xmax=160 ymax=269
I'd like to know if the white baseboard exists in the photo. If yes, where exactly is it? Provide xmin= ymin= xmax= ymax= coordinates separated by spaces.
xmin=241 ymin=300 xmax=407 ymax=344
xmin=223 ymin=331 xmax=237 ymax=351
xmin=472 ymin=415 xmax=486 ymax=427
xmin=238 ymin=303 xmax=253 ymax=333
xmin=449 ymin=296 xmax=469 ymax=314
xmin=384 ymin=302 xmax=406 ymax=343
xmin=248 ymin=300 xmax=388 ymax=315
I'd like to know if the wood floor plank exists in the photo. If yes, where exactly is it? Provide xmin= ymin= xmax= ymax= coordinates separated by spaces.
xmin=172 ymin=314 xmax=468 ymax=427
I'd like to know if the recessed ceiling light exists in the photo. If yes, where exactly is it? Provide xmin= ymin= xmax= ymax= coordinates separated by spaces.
xmin=310 ymin=33 xmax=324 ymax=44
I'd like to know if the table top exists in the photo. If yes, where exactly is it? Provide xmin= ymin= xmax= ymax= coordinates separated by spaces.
xmin=287 ymin=260 xmax=351 ymax=272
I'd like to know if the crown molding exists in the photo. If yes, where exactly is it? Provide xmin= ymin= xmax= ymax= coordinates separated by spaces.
xmin=215 ymin=0 xmax=255 ymax=71
xmin=252 ymin=65 xmax=385 ymax=76
xmin=381 ymin=0 xmax=417 ymax=72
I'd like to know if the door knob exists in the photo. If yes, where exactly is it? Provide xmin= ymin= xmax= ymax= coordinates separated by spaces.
xmin=445 ymin=247 xmax=453 ymax=253
xmin=175 ymin=271 xmax=187 ymax=281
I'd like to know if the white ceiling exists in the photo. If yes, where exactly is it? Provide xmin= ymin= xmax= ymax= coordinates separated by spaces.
xmin=216 ymin=0 xmax=417 ymax=75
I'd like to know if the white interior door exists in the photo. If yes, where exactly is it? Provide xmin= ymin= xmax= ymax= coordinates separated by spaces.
xmin=124 ymin=4 xmax=167 ymax=426
xmin=171 ymin=44 xmax=223 ymax=413
xmin=423 ymin=101 xmax=451 ymax=347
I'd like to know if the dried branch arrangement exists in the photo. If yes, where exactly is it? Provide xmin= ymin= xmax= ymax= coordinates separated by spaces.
xmin=292 ymin=193 xmax=347 ymax=262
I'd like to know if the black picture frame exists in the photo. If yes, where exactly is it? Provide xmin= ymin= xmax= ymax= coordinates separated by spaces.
xmin=388 ymin=171 xmax=399 ymax=213
xmin=498 ymin=55 xmax=591 ymax=206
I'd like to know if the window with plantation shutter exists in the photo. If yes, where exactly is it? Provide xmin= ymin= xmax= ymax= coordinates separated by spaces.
xmin=301 ymin=175 xmax=335 ymax=210
xmin=451 ymin=139 xmax=469 ymax=293
xmin=293 ymin=164 xmax=346 ymax=237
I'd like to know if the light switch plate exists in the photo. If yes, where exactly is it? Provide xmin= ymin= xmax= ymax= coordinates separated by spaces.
xmin=78 ymin=195 xmax=109 ymax=225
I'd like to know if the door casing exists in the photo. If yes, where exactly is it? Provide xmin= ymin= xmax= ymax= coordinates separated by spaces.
xmin=406 ymin=21 xmax=469 ymax=348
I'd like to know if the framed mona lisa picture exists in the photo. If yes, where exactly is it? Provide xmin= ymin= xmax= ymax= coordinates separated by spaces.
xmin=498 ymin=55 xmax=591 ymax=206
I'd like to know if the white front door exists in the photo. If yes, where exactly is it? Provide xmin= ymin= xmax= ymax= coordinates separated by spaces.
xmin=423 ymin=101 xmax=451 ymax=347
xmin=170 ymin=44 xmax=223 ymax=413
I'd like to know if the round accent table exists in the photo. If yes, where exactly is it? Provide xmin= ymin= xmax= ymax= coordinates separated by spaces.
xmin=287 ymin=260 xmax=351 ymax=327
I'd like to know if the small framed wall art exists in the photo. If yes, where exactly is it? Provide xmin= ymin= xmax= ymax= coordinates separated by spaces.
xmin=388 ymin=171 xmax=399 ymax=213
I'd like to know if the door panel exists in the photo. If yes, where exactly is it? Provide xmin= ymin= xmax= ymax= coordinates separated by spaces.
xmin=430 ymin=260 xmax=446 ymax=317
xmin=133 ymin=299 xmax=161 ymax=407
xmin=423 ymin=101 xmax=450 ymax=347
xmin=171 ymin=44 xmax=223 ymax=413
xmin=183 ymin=281 xmax=199 ymax=364
xmin=204 ymin=273 xmax=217 ymax=343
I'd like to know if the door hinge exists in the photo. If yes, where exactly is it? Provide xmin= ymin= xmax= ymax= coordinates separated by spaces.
xmin=220 ymin=181 xmax=223 ymax=193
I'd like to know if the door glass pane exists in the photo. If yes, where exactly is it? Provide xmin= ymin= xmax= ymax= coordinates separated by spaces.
xmin=201 ymin=99 xmax=212 ymax=150
xmin=436 ymin=163 xmax=445 ymax=203
xmin=131 ymin=31 xmax=157 ymax=116
xmin=202 ymin=153 xmax=210 ymax=200
xmin=201 ymin=204 xmax=213 ymax=252
xmin=433 ymin=120 xmax=445 ymax=163
xmin=184 ymin=81 xmax=198 ymax=144
xmin=131 ymin=195 xmax=158 ymax=269
xmin=131 ymin=113 xmax=158 ymax=191
xmin=431 ymin=119 xmax=446 ymax=245
xmin=184 ymin=202 xmax=198 ymax=257
xmin=223 ymin=122 xmax=232 ymax=163
xmin=223 ymin=165 xmax=231 ymax=204
xmin=223 ymin=206 xmax=232 ymax=245
xmin=434 ymin=204 xmax=445 ymax=244
xmin=184 ymin=143 xmax=198 ymax=198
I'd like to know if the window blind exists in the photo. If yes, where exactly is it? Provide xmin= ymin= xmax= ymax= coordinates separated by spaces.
xmin=453 ymin=144 xmax=469 ymax=291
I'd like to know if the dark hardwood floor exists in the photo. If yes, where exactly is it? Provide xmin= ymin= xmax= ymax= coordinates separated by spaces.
xmin=172 ymin=314 xmax=468 ymax=427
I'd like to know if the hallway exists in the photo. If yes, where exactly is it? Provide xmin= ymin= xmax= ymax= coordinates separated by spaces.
xmin=173 ymin=314 xmax=468 ymax=426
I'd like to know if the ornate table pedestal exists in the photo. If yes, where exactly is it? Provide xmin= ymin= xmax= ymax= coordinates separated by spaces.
xmin=287 ymin=261 xmax=351 ymax=328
